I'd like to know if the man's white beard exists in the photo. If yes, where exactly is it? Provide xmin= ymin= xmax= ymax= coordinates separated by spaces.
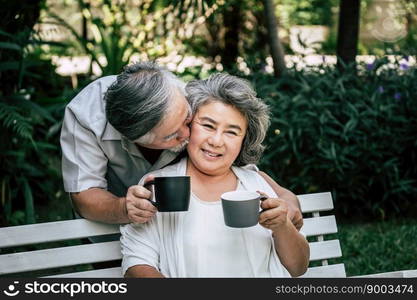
xmin=169 ymin=139 xmax=189 ymax=153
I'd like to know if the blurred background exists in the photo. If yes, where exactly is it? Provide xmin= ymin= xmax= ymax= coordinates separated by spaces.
xmin=0 ymin=0 xmax=416 ymax=276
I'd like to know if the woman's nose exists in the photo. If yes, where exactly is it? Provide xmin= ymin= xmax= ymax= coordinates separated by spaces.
xmin=208 ymin=132 xmax=223 ymax=147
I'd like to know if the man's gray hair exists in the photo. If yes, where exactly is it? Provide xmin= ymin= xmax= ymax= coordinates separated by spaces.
xmin=105 ymin=61 xmax=185 ymax=142
xmin=186 ymin=73 xmax=270 ymax=166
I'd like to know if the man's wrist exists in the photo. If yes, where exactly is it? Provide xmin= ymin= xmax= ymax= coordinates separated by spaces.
xmin=119 ymin=196 xmax=130 ymax=223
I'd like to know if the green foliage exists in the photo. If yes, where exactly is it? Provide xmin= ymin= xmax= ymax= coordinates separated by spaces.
xmin=277 ymin=0 xmax=338 ymax=27
xmin=44 ymin=0 xmax=218 ymax=76
xmin=46 ymin=0 xmax=133 ymax=75
xmin=336 ymin=219 xmax=417 ymax=276
xmin=0 ymin=102 xmax=33 ymax=140
xmin=0 ymin=27 xmax=69 ymax=226
xmin=248 ymin=59 xmax=417 ymax=219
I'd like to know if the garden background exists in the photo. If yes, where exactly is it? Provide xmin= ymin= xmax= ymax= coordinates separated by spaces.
xmin=0 ymin=0 xmax=416 ymax=276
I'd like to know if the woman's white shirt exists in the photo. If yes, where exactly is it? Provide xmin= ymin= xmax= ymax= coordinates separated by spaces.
xmin=183 ymin=181 xmax=255 ymax=277
xmin=120 ymin=157 xmax=292 ymax=278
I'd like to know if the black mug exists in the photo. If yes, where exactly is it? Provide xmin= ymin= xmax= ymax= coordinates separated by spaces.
xmin=144 ymin=176 xmax=191 ymax=212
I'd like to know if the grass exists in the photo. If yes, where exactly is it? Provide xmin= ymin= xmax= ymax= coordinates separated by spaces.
xmin=325 ymin=218 xmax=417 ymax=276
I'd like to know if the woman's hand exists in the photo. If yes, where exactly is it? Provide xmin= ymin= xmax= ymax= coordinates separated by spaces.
xmin=257 ymin=171 xmax=303 ymax=230
xmin=258 ymin=192 xmax=290 ymax=232
xmin=258 ymin=192 xmax=310 ymax=277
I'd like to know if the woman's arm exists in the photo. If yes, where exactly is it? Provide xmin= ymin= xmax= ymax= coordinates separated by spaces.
xmin=259 ymin=197 xmax=310 ymax=277
xmin=120 ymin=212 xmax=161 ymax=278
xmin=271 ymin=219 xmax=309 ymax=277
xmin=125 ymin=265 xmax=165 ymax=278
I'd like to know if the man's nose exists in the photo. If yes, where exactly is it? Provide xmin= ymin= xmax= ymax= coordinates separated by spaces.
xmin=177 ymin=124 xmax=190 ymax=141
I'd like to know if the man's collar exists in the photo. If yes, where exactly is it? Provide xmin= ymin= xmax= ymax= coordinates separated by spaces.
xmin=102 ymin=122 xmax=122 ymax=140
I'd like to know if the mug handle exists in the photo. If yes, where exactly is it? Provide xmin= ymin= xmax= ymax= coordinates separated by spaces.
xmin=144 ymin=180 xmax=157 ymax=207
xmin=259 ymin=195 xmax=268 ymax=213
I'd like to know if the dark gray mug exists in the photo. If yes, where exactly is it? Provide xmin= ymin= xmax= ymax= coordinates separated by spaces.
xmin=221 ymin=191 xmax=265 ymax=228
xmin=145 ymin=176 xmax=190 ymax=212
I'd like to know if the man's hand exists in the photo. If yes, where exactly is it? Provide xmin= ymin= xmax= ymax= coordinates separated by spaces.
xmin=125 ymin=176 xmax=157 ymax=224
xmin=286 ymin=200 xmax=303 ymax=231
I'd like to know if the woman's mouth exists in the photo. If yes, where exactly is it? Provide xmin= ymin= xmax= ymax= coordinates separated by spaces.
xmin=202 ymin=149 xmax=222 ymax=158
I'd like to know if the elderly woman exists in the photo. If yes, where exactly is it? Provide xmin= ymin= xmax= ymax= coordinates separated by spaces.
xmin=120 ymin=73 xmax=309 ymax=278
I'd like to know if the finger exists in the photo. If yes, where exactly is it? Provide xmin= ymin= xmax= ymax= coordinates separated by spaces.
xmin=260 ymin=198 xmax=281 ymax=210
xmin=130 ymin=208 xmax=156 ymax=219
xmin=256 ymin=190 xmax=269 ymax=200
xmin=259 ymin=218 xmax=273 ymax=226
xmin=260 ymin=221 xmax=275 ymax=230
xmin=294 ymin=217 xmax=304 ymax=230
xmin=259 ymin=205 xmax=287 ymax=223
xmin=127 ymin=198 xmax=157 ymax=213
xmin=286 ymin=205 xmax=303 ymax=230
xmin=143 ymin=175 xmax=155 ymax=186
xmin=130 ymin=185 xmax=152 ymax=199
xmin=286 ymin=206 xmax=296 ymax=221
xmin=135 ymin=199 xmax=157 ymax=212
xmin=259 ymin=207 xmax=278 ymax=223
xmin=130 ymin=215 xmax=152 ymax=224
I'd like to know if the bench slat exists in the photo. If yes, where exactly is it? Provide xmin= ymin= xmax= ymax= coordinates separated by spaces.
xmin=301 ymin=215 xmax=338 ymax=237
xmin=0 ymin=191 xmax=349 ymax=277
xmin=309 ymin=239 xmax=342 ymax=261
xmin=0 ymin=241 xmax=122 ymax=275
xmin=0 ymin=219 xmax=120 ymax=248
xmin=301 ymin=263 xmax=346 ymax=278
xmin=44 ymin=267 xmax=123 ymax=278
xmin=403 ymin=270 xmax=417 ymax=278
xmin=353 ymin=269 xmax=417 ymax=278
xmin=298 ymin=192 xmax=334 ymax=213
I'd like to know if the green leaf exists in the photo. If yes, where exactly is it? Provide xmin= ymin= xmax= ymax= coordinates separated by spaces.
xmin=21 ymin=177 xmax=35 ymax=224
xmin=0 ymin=102 xmax=33 ymax=140
xmin=0 ymin=29 xmax=15 ymax=38
xmin=10 ymin=96 xmax=56 ymax=123
xmin=0 ymin=42 xmax=22 ymax=51
xmin=0 ymin=61 xmax=20 ymax=72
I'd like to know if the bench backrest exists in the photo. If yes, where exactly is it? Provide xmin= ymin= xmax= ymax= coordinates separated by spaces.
xmin=0 ymin=192 xmax=345 ymax=278
xmin=297 ymin=192 xmax=346 ymax=277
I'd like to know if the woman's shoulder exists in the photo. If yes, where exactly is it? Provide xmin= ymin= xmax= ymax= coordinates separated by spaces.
xmin=232 ymin=164 xmax=261 ymax=179
xmin=233 ymin=166 xmax=277 ymax=197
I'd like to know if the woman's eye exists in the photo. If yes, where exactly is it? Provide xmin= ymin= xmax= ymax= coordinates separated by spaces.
xmin=203 ymin=124 xmax=215 ymax=129
xmin=226 ymin=131 xmax=238 ymax=136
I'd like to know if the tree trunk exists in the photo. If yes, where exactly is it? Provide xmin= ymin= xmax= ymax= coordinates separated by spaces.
xmin=222 ymin=1 xmax=241 ymax=70
xmin=336 ymin=0 xmax=361 ymax=70
xmin=262 ymin=0 xmax=286 ymax=78
xmin=0 ymin=0 xmax=44 ymax=94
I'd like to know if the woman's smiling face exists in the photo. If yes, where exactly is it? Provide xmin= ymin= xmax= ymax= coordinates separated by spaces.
xmin=187 ymin=101 xmax=248 ymax=176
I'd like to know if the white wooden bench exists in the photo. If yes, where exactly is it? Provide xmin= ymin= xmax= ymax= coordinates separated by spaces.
xmin=0 ymin=192 xmax=414 ymax=278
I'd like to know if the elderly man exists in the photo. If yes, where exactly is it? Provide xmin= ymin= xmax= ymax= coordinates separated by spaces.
xmin=60 ymin=61 xmax=303 ymax=229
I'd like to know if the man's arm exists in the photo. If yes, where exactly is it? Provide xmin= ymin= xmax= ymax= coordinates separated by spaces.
xmin=71 ymin=188 xmax=128 ymax=224
xmin=71 ymin=179 xmax=157 ymax=224
xmin=258 ymin=171 xmax=303 ymax=230
xmin=124 ymin=265 xmax=165 ymax=278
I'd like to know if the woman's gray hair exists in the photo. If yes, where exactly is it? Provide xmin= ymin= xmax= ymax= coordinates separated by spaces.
xmin=105 ymin=61 xmax=185 ymax=142
xmin=186 ymin=73 xmax=270 ymax=166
